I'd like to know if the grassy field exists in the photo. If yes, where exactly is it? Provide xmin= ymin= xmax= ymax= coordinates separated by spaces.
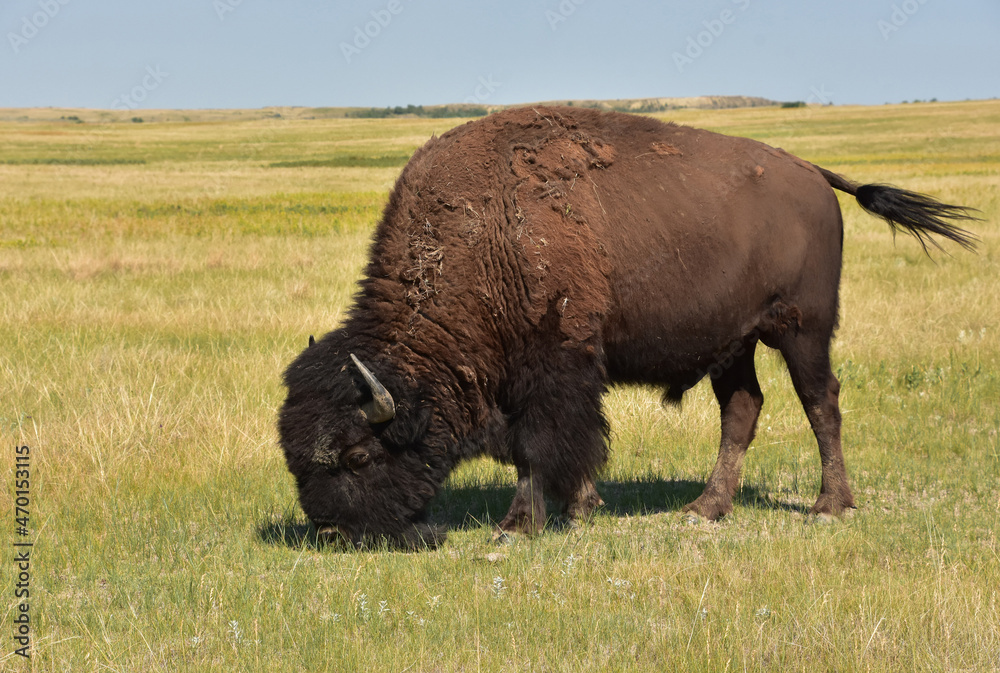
xmin=2 ymin=100 xmax=999 ymax=671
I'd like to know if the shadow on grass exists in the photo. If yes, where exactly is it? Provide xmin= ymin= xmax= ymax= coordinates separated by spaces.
xmin=433 ymin=478 xmax=809 ymax=530
xmin=257 ymin=520 xmax=328 ymax=551
xmin=256 ymin=477 xmax=810 ymax=550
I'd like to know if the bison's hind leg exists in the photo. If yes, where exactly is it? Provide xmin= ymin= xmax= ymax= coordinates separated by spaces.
xmin=683 ymin=339 xmax=764 ymax=521
xmin=776 ymin=328 xmax=856 ymax=516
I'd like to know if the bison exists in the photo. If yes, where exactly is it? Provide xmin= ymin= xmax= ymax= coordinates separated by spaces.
xmin=279 ymin=106 xmax=976 ymax=549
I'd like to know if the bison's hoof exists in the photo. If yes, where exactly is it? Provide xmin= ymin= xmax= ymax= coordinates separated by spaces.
xmin=681 ymin=511 xmax=709 ymax=526
xmin=810 ymin=492 xmax=856 ymax=517
xmin=681 ymin=496 xmax=732 ymax=522
xmin=807 ymin=512 xmax=839 ymax=526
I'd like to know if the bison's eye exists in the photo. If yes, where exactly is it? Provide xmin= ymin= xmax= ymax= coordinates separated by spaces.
xmin=342 ymin=447 xmax=371 ymax=471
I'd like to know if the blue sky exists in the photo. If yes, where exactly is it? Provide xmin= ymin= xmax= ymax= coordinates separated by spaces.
xmin=2 ymin=0 xmax=997 ymax=110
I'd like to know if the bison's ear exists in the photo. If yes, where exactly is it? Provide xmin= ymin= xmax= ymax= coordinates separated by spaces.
xmin=381 ymin=402 xmax=431 ymax=448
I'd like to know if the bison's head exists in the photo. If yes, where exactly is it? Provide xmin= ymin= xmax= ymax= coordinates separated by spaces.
xmin=278 ymin=338 xmax=447 ymax=550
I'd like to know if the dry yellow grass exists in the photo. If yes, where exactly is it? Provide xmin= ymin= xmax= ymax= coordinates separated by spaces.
xmin=1 ymin=101 xmax=998 ymax=671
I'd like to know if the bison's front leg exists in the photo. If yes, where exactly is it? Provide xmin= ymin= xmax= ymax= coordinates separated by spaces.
xmin=497 ymin=342 xmax=610 ymax=537
xmin=496 ymin=467 xmax=547 ymax=537
xmin=496 ymin=471 xmax=604 ymax=538
xmin=563 ymin=475 xmax=604 ymax=521
xmin=683 ymin=342 xmax=764 ymax=521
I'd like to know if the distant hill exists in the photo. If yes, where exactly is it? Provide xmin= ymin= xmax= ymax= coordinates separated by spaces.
xmin=0 ymin=96 xmax=783 ymax=124
xmin=530 ymin=95 xmax=781 ymax=112
xmin=338 ymin=95 xmax=782 ymax=119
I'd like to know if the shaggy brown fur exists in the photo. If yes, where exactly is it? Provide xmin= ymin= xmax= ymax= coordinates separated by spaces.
xmin=279 ymin=106 xmax=977 ymax=548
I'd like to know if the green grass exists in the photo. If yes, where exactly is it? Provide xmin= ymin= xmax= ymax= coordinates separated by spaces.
xmin=268 ymin=155 xmax=412 ymax=169
xmin=1 ymin=101 xmax=999 ymax=671
xmin=0 ymin=157 xmax=147 ymax=165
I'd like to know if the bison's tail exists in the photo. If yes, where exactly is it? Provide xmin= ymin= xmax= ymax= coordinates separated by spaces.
xmin=816 ymin=165 xmax=980 ymax=254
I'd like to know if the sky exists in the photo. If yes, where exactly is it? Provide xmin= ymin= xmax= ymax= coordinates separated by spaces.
xmin=1 ymin=0 xmax=998 ymax=110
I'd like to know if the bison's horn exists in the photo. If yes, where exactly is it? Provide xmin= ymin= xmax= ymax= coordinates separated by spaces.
xmin=308 ymin=335 xmax=315 ymax=347
xmin=350 ymin=354 xmax=396 ymax=424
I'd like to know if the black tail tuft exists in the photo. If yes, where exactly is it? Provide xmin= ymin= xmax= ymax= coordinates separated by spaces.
xmin=854 ymin=184 xmax=980 ymax=254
